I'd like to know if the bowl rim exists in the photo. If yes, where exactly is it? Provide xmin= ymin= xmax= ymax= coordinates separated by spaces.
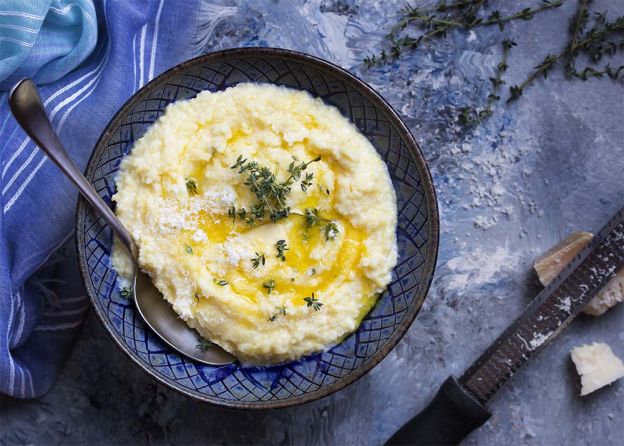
xmin=75 ymin=46 xmax=439 ymax=410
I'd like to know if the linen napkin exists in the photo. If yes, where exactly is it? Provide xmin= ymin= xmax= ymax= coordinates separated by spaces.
xmin=0 ymin=0 xmax=232 ymax=398
xmin=0 ymin=0 xmax=98 ymax=90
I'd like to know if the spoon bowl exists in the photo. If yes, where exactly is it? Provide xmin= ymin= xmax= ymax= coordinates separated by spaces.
xmin=8 ymin=78 xmax=235 ymax=366
xmin=133 ymin=271 xmax=235 ymax=365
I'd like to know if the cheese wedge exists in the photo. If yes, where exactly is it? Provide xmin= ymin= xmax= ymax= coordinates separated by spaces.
xmin=533 ymin=231 xmax=623 ymax=316
xmin=571 ymin=342 xmax=624 ymax=396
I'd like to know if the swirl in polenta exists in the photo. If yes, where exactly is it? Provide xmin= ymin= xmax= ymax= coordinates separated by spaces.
xmin=111 ymin=83 xmax=398 ymax=364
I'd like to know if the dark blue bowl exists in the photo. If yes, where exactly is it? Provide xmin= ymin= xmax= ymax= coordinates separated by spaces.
xmin=76 ymin=48 xmax=438 ymax=409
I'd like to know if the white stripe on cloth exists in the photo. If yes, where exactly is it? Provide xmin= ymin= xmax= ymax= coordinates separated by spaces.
xmin=0 ymin=100 xmax=12 ymax=136
xmin=42 ymin=307 xmax=88 ymax=317
xmin=0 ymin=11 xmax=45 ymax=20
xmin=13 ymin=293 xmax=26 ymax=345
xmin=56 ymin=59 xmax=108 ymax=129
xmin=49 ymin=3 xmax=95 ymax=25
xmin=20 ymin=366 xmax=25 ymax=397
xmin=0 ymin=36 xmax=34 ymax=47
xmin=138 ymin=24 xmax=147 ymax=88
xmin=2 ymin=53 xmax=109 ymax=178
xmin=7 ymin=291 xmax=19 ymax=346
xmin=148 ymin=0 xmax=165 ymax=81
xmin=6 ymin=292 xmax=15 ymax=392
xmin=33 ymin=320 xmax=84 ymax=331
xmin=61 ymin=295 xmax=88 ymax=304
xmin=4 ymin=20 xmax=113 ymax=212
xmin=132 ymin=34 xmax=138 ymax=91
xmin=0 ymin=23 xmax=39 ymax=33
xmin=27 ymin=369 xmax=34 ymax=397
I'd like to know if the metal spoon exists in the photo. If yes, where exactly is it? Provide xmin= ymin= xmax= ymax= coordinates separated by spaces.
xmin=9 ymin=78 xmax=235 ymax=366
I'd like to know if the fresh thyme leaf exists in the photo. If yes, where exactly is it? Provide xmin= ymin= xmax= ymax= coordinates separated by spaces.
xmin=300 ymin=208 xmax=339 ymax=241
xmin=120 ymin=287 xmax=132 ymax=299
xmin=304 ymin=207 xmax=321 ymax=228
xmin=301 ymin=172 xmax=314 ymax=192
xmin=230 ymin=154 xmax=248 ymax=170
xmin=214 ymin=279 xmax=229 ymax=286
xmin=263 ymin=279 xmax=276 ymax=294
xmin=324 ymin=222 xmax=339 ymax=241
xmin=275 ymin=239 xmax=289 ymax=261
xmin=196 ymin=335 xmax=213 ymax=351
xmin=184 ymin=245 xmax=193 ymax=255
xmin=185 ymin=177 xmax=198 ymax=196
xmin=287 ymin=155 xmax=321 ymax=182
xmin=269 ymin=305 xmax=287 ymax=321
xmin=304 ymin=292 xmax=323 ymax=311
xmin=251 ymin=252 xmax=266 ymax=269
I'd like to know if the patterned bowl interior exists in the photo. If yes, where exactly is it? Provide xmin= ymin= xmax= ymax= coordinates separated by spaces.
xmin=76 ymin=48 xmax=438 ymax=409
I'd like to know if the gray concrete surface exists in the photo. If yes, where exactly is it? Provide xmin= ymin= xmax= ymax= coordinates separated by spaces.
xmin=1 ymin=1 xmax=623 ymax=445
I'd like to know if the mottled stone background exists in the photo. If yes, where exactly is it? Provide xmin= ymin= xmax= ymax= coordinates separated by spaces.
xmin=1 ymin=0 xmax=623 ymax=445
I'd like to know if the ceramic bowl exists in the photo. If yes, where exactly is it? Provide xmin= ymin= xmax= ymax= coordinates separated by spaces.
xmin=76 ymin=47 xmax=438 ymax=409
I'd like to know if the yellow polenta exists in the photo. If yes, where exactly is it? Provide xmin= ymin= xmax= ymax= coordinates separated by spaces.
xmin=112 ymin=83 xmax=397 ymax=364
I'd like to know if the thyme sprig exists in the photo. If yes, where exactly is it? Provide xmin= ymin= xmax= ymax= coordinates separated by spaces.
xmin=228 ymin=155 xmax=321 ymax=225
xmin=251 ymin=252 xmax=265 ymax=269
xmin=304 ymin=292 xmax=323 ymax=311
xmin=263 ymin=279 xmax=276 ymax=294
xmin=268 ymin=306 xmax=287 ymax=322
xmin=185 ymin=177 xmax=198 ymax=196
xmin=227 ymin=156 xmax=340 ymax=241
xmin=275 ymin=240 xmax=289 ymax=261
xmin=324 ymin=222 xmax=339 ymax=241
xmin=365 ymin=0 xmax=562 ymax=67
xmin=460 ymin=39 xmax=516 ymax=124
xmin=508 ymin=1 xmax=624 ymax=101
xmin=299 ymin=207 xmax=340 ymax=240
xmin=365 ymin=0 xmax=623 ymax=125
xmin=508 ymin=54 xmax=559 ymax=102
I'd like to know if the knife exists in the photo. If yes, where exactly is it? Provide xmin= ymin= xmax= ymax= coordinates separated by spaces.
xmin=386 ymin=205 xmax=624 ymax=445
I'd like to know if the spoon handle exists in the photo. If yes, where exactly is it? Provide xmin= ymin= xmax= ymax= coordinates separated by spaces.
xmin=8 ymin=78 xmax=137 ymax=258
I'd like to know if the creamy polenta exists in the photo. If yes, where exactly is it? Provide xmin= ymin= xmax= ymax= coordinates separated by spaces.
xmin=112 ymin=83 xmax=397 ymax=364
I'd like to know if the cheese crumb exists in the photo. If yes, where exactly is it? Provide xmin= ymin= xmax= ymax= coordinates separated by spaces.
xmin=223 ymin=237 xmax=249 ymax=266
xmin=202 ymin=185 xmax=236 ymax=212
xmin=191 ymin=229 xmax=208 ymax=243
xmin=571 ymin=342 xmax=624 ymax=396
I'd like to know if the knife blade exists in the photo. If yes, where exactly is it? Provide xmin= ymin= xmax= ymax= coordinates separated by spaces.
xmin=387 ymin=205 xmax=624 ymax=445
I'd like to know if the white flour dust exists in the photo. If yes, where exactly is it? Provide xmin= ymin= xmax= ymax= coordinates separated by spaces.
xmin=445 ymin=246 xmax=517 ymax=293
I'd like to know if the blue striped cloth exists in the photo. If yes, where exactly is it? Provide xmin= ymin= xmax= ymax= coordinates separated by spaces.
xmin=0 ymin=0 xmax=98 ymax=91
xmin=0 ymin=0 xmax=236 ymax=398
